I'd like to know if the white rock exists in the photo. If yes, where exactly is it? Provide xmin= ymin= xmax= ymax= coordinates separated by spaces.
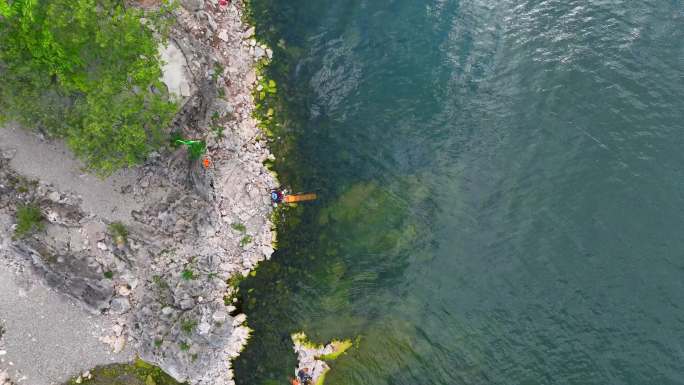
xmin=109 ymin=297 xmax=131 ymax=314
xmin=218 ymin=30 xmax=229 ymax=42
xmin=112 ymin=324 xmax=124 ymax=336
xmin=212 ymin=310 xmax=228 ymax=323
xmin=117 ymin=285 xmax=131 ymax=296
xmin=198 ymin=322 xmax=211 ymax=335
xmin=48 ymin=191 xmax=61 ymax=202
xmin=260 ymin=245 xmax=274 ymax=258
xmin=112 ymin=336 xmax=126 ymax=353
xmin=232 ymin=313 xmax=246 ymax=326
xmin=97 ymin=242 xmax=107 ymax=251
xmin=159 ymin=42 xmax=193 ymax=99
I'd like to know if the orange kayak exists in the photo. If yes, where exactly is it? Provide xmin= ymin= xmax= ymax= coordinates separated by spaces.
xmin=283 ymin=193 xmax=317 ymax=203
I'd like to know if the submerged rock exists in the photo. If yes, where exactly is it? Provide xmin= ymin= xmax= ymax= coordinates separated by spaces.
xmin=291 ymin=332 xmax=354 ymax=385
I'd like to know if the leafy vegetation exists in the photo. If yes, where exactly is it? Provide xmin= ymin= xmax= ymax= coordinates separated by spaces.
xmin=180 ymin=318 xmax=197 ymax=334
xmin=210 ymin=111 xmax=225 ymax=138
xmin=14 ymin=203 xmax=43 ymax=238
xmin=103 ymin=271 xmax=114 ymax=279
xmin=231 ymin=222 xmax=247 ymax=232
xmin=239 ymin=235 xmax=253 ymax=247
xmin=108 ymin=222 xmax=128 ymax=244
xmin=212 ymin=62 xmax=223 ymax=82
xmin=0 ymin=0 xmax=178 ymax=175
xmin=152 ymin=274 xmax=169 ymax=289
xmin=181 ymin=269 xmax=195 ymax=280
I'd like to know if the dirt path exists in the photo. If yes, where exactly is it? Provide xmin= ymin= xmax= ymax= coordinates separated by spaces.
xmin=0 ymin=125 xmax=141 ymax=225
xmin=0 ymin=261 xmax=133 ymax=385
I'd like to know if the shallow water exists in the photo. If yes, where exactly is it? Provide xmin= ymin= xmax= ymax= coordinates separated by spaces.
xmin=234 ymin=1 xmax=684 ymax=384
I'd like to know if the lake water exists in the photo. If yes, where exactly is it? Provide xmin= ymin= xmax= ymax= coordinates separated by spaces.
xmin=234 ymin=1 xmax=684 ymax=384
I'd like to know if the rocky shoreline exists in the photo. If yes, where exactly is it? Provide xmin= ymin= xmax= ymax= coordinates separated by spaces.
xmin=0 ymin=1 xmax=277 ymax=384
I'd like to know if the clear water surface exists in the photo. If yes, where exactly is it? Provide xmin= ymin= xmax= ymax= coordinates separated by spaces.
xmin=234 ymin=1 xmax=684 ymax=384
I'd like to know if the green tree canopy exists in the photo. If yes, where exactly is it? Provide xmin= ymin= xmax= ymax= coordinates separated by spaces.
xmin=0 ymin=0 xmax=177 ymax=174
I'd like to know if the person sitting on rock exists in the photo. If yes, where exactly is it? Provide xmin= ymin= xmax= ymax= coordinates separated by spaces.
xmin=271 ymin=189 xmax=284 ymax=205
xmin=297 ymin=368 xmax=313 ymax=385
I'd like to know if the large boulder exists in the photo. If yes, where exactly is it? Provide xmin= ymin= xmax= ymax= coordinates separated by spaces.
xmin=159 ymin=41 xmax=194 ymax=99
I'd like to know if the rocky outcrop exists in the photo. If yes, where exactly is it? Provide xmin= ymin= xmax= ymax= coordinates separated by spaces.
xmin=0 ymin=1 xmax=277 ymax=384
xmin=291 ymin=333 xmax=353 ymax=385
xmin=0 ymin=156 xmax=129 ymax=313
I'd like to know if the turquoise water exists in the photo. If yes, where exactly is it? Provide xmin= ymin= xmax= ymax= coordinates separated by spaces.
xmin=234 ymin=1 xmax=684 ymax=384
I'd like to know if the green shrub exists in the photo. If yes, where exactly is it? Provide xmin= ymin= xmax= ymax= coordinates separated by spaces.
xmin=152 ymin=274 xmax=169 ymax=289
xmin=14 ymin=204 xmax=43 ymax=238
xmin=231 ymin=222 xmax=246 ymax=232
xmin=103 ymin=271 xmax=114 ymax=279
xmin=239 ymin=235 xmax=253 ymax=247
xmin=212 ymin=63 xmax=223 ymax=82
xmin=181 ymin=269 xmax=195 ymax=280
xmin=180 ymin=319 xmax=197 ymax=334
xmin=0 ymin=0 xmax=178 ymax=175
xmin=109 ymin=222 xmax=128 ymax=243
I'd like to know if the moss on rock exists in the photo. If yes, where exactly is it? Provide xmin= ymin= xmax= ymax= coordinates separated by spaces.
xmin=64 ymin=359 xmax=185 ymax=385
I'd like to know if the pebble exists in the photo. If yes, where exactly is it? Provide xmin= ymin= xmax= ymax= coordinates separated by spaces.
xmin=48 ymin=191 xmax=61 ymax=202
xmin=117 ymin=285 xmax=131 ymax=296
xmin=112 ymin=324 xmax=123 ymax=337
xmin=198 ymin=322 xmax=211 ymax=335
xmin=212 ymin=311 xmax=228 ymax=323
xmin=109 ymin=297 xmax=131 ymax=315
xmin=179 ymin=298 xmax=195 ymax=310
xmin=232 ymin=313 xmax=246 ymax=326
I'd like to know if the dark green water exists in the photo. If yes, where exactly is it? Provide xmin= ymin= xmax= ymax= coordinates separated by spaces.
xmin=234 ymin=1 xmax=684 ymax=384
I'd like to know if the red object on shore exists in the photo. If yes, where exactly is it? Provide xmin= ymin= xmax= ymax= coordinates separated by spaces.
xmin=219 ymin=0 xmax=229 ymax=6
